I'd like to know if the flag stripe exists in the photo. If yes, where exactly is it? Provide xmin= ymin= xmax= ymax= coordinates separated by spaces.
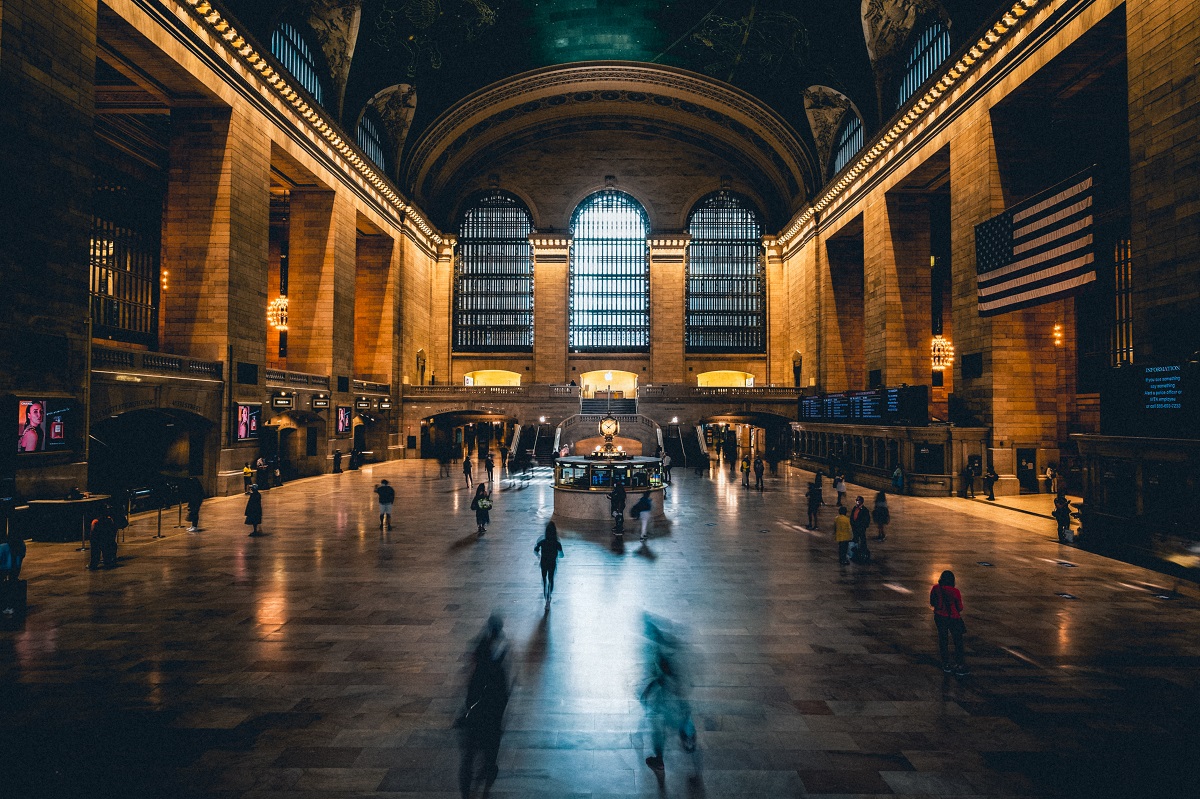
xmin=1013 ymin=200 xmax=1092 ymax=248
xmin=979 ymin=272 xmax=1096 ymax=314
xmin=979 ymin=234 xmax=1093 ymax=286
xmin=978 ymin=253 xmax=1095 ymax=298
xmin=1011 ymin=176 xmax=1092 ymax=225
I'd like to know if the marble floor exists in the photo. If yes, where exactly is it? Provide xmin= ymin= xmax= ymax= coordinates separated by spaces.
xmin=3 ymin=461 xmax=1199 ymax=799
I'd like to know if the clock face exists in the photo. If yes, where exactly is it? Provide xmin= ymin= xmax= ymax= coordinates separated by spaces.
xmin=600 ymin=417 xmax=619 ymax=436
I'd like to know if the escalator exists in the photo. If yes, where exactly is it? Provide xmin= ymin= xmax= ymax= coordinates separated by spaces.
xmin=682 ymin=426 xmax=708 ymax=467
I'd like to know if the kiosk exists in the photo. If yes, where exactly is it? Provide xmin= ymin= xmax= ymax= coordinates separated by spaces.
xmin=552 ymin=413 xmax=665 ymax=521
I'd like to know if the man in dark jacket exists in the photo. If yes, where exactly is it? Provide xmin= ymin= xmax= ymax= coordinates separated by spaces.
xmin=849 ymin=496 xmax=872 ymax=546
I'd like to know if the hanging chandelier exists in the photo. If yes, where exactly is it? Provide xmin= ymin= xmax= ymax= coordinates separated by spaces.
xmin=931 ymin=334 xmax=954 ymax=371
xmin=267 ymin=296 xmax=289 ymax=331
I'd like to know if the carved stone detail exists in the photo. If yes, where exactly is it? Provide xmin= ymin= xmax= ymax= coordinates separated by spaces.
xmin=804 ymin=86 xmax=856 ymax=179
xmin=368 ymin=83 xmax=417 ymax=178
xmin=306 ymin=0 xmax=363 ymax=117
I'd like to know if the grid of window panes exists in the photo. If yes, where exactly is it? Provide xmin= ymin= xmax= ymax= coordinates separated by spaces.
xmin=897 ymin=22 xmax=950 ymax=108
xmin=454 ymin=191 xmax=534 ymax=352
xmin=357 ymin=113 xmax=387 ymax=170
xmin=686 ymin=191 xmax=765 ymax=353
xmin=831 ymin=113 xmax=864 ymax=175
xmin=90 ymin=175 xmax=161 ymax=346
xmin=271 ymin=23 xmax=323 ymax=104
xmin=569 ymin=191 xmax=650 ymax=352
xmin=1111 ymin=238 xmax=1133 ymax=366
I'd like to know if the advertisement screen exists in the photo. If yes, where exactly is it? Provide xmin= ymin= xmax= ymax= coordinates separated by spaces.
xmin=235 ymin=403 xmax=261 ymax=441
xmin=17 ymin=399 xmax=71 ymax=453
xmin=336 ymin=406 xmax=352 ymax=434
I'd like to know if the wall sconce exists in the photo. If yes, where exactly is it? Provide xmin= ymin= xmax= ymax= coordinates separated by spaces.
xmin=1054 ymin=324 xmax=1063 ymax=347
xmin=931 ymin=335 xmax=955 ymax=371
xmin=267 ymin=296 xmax=289 ymax=330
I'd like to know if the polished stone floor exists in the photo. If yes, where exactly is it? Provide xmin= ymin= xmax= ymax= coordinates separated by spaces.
xmin=3 ymin=461 xmax=1199 ymax=799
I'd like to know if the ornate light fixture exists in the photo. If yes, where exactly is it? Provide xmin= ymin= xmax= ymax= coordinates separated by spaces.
xmin=931 ymin=335 xmax=955 ymax=371
xmin=267 ymin=296 xmax=289 ymax=331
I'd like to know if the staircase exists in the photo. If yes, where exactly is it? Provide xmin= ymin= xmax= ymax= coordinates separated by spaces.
xmin=533 ymin=427 xmax=557 ymax=465
xmin=682 ymin=426 xmax=708 ymax=466
xmin=664 ymin=434 xmax=685 ymax=468
xmin=581 ymin=398 xmax=637 ymax=415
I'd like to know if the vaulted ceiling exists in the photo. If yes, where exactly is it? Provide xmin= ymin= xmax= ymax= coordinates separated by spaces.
xmin=216 ymin=0 xmax=1005 ymax=226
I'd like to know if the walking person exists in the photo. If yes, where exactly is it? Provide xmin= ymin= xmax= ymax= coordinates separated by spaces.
xmin=374 ymin=479 xmax=395 ymax=531
xmin=463 ymin=455 xmax=474 ymax=489
xmin=872 ymin=491 xmax=890 ymax=541
xmin=805 ymin=481 xmax=824 ymax=530
xmin=834 ymin=506 xmax=852 ymax=565
xmin=931 ymin=570 xmax=968 ymax=676
xmin=456 ymin=615 xmax=510 ymax=799
xmin=834 ymin=473 xmax=847 ymax=507
xmin=534 ymin=521 xmax=564 ymax=607
xmin=631 ymin=491 xmax=653 ymax=542
xmin=87 ymin=505 xmax=120 ymax=570
xmin=661 ymin=453 xmax=672 ymax=484
xmin=242 ymin=462 xmax=253 ymax=494
xmin=891 ymin=465 xmax=905 ymax=493
xmin=640 ymin=615 xmax=697 ymax=776
xmin=753 ymin=455 xmax=765 ymax=491
xmin=185 ymin=477 xmax=204 ymax=533
xmin=849 ymin=495 xmax=871 ymax=562
xmin=245 ymin=485 xmax=263 ymax=536
xmin=607 ymin=481 xmax=627 ymax=534
xmin=471 ymin=483 xmax=492 ymax=536
xmin=485 ymin=452 xmax=495 ymax=483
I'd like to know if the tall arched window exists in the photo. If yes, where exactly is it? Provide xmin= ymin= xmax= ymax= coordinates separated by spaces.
xmin=570 ymin=190 xmax=650 ymax=352
xmin=831 ymin=112 xmax=864 ymax=176
xmin=271 ymin=22 xmax=324 ymax=104
xmin=454 ymin=191 xmax=534 ymax=352
xmin=356 ymin=110 xmax=387 ymax=171
xmin=897 ymin=21 xmax=950 ymax=108
xmin=686 ymin=191 xmax=765 ymax=353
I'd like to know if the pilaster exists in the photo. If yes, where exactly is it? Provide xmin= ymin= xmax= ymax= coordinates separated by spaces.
xmin=531 ymin=233 xmax=571 ymax=384
xmin=648 ymin=235 xmax=689 ymax=384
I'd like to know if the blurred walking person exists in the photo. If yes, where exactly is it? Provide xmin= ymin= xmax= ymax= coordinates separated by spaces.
xmin=533 ymin=522 xmax=564 ymax=608
xmin=805 ymin=481 xmax=823 ymax=529
xmin=456 ymin=615 xmax=511 ymax=799
xmin=640 ymin=614 xmax=697 ymax=776
xmin=630 ymin=491 xmax=653 ymax=542
xmin=872 ymin=491 xmax=890 ymax=541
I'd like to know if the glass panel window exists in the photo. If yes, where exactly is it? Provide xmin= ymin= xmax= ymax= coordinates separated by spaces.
xmin=569 ymin=190 xmax=650 ymax=352
xmin=271 ymin=22 xmax=324 ymax=105
xmin=90 ymin=168 xmax=162 ymax=346
xmin=831 ymin=113 xmax=864 ymax=176
xmin=454 ymin=191 xmax=534 ymax=352
xmin=686 ymin=191 xmax=765 ymax=353
xmin=356 ymin=112 xmax=387 ymax=171
xmin=897 ymin=21 xmax=950 ymax=108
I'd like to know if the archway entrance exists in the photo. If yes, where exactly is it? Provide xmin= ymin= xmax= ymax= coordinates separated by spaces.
xmin=700 ymin=411 xmax=793 ymax=468
xmin=88 ymin=408 xmax=214 ymax=499
xmin=420 ymin=410 xmax=518 ymax=463
xmin=697 ymin=370 xmax=755 ymax=387
xmin=463 ymin=369 xmax=521 ymax=386
xmin=578 ymin=369 xmax=638 ymax=399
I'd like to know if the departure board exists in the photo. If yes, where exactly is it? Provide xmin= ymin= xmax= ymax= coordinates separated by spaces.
xmin=798 ymin=385 xmax=929 ymax=426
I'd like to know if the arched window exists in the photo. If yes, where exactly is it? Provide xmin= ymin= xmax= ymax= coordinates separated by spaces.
xmin=271 ymin=22 xmax=324 ymax=104
xmin=897 ymin=21 xmax=950 ymax=108
xmin=686 ymin=191 xmax=765 ymax=353
xmin=569 ymin=190 xmax=650 ymax=352
xmin=454 ymin=191 xmax=535 ymax=352
xmin=356 ymin=110 xmax=388 ymax=171
xmin=831 ymin=112 xmax=864 ymax=176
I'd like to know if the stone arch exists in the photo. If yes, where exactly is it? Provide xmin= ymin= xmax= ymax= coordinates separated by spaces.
xmin=363 ymin=83 xmax=416 ymax=181
xmin=804 ymin=86 xmax=866 ymax=181
xmin=304 ymin=0 xmax=363 ymax=118
xmin=860 ymin=0 xmax=949 ymax=117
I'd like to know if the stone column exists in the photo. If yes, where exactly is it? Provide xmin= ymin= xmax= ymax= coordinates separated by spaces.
xmin=530 ymin=233 xmax=571 ymax=385
xmin=648 ymin=235 xmax=689 ymax=385
xmin=429 ymin=237 xmax=456 ymax=384
xmin=354 ymin=232 xmax=395 ymax=383
xmin=763 ymin=236 xmax=788 ymax=385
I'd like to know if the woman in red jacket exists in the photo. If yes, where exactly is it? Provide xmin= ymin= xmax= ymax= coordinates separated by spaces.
xmin=930 ymin=570 xmax=968 ymax=676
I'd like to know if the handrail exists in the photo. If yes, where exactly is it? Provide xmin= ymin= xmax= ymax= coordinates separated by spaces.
xmin=353 ymin=378 xmax=391 ymax=395
xmin=265 ymin=368 xmax=331 ymax=389
xmin=92 ymin=345 xmax=223 ymax=379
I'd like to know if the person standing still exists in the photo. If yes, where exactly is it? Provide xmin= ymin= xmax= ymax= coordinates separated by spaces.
xmin=753 ymin=455 xmax=765 ymax=491
xmin=245 ymin=485 xmax=263 ymax=536
xmin=834 ymin=473 xmax=847 ymax=507
xmin=849 ymin=496 xmax=871 ymax=548
xmin=931 ymin=570 xmax=968 ymax=676
xmin=534 ymin=522 xmax=564 ymax=607
xmin=961 ymin=464 xmax=976 ymax=498
xmin=463 ymin=456 xmax=473 ymax=489
xmin=186 ymin=478 xmax=204 ymax=533
xmin=471 ymin=483 xmax=492 ymax=536
xmin=374 ymin=479 xmax=395 ymax=531
xmin=872 ymin=491 xmax=890 ymax=541
xmin=242 ymin=462 xmax=253 ymax=494
xmin=485 ymin=452 xmax=495 ymax=483
xmin=740 ymin=455 xmax=751 ymax=487
xmin=661 ymin=453 xmax=672 ymax=484
xmin=332 ymin=449 xmax=343 ymax=474
xmin=88 ymin=507 xmax=119 ymax=570
xmin=834 ymin=506 xmax=852 ymax=565
xmin=984 ymin=467 xmax=998 ymax=501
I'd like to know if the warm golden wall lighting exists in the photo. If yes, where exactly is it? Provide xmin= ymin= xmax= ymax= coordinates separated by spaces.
xmin=267 ymin=296 xmax=289 ymax=331
xmin=1053 ymin=324 xmax=1063 ymax=346
xmin=932 ymin=335 xmax=955 ymax=371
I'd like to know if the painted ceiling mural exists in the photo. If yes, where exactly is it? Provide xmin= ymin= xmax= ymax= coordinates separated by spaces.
xmin=227 ymin=0 xmax=1001 ymax=213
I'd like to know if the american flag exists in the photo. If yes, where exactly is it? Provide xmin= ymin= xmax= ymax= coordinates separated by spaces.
xmin=974 ymin=168 xmax=1096 ymax=316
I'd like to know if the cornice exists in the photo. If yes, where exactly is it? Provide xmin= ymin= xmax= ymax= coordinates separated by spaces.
xmin=164 ymin=0 xmax=445 ymax=251
xmin=777 ymin=0 xmax=1049 ymax=249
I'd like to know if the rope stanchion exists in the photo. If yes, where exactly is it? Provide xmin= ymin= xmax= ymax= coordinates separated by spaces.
xmin=155 ymin=505 xmax=164 ymax=539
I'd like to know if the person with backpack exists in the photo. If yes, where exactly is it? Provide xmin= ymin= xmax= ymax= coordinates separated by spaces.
xmin=630 ymin=491 xmax=653 ymax=542
xmin=753 ymin=455 xmax=765 ymax=491
xmin=872 ymin=491 xmax=891 ymax=541
xmin=374 ymin=479 xmax=395 ymax=531
xmin=534 ymin=522 xmax=564 ymax=607
xmin=930 ymin=570 xmax=968 ymax=676
xmin=471 ymin=483 xmax=492 ymax=536
xmin=834 ymin=506 xmax=852 ymax=565
xmin=1053 ymin=492 xmax=1074 ymax=543
xmin=456 ymin=615 xmax=511 ymax=799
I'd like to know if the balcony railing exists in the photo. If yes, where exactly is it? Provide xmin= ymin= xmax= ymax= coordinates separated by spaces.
xmin=353 ymin=379 xmax=391 ymax=395
xmin=265 ymin=369 xmax=330 ymax=389
xmin=92 ymin=345 xmax=223 ymax=379
xmin=638 ymin=385 xmax=802 ymax=400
